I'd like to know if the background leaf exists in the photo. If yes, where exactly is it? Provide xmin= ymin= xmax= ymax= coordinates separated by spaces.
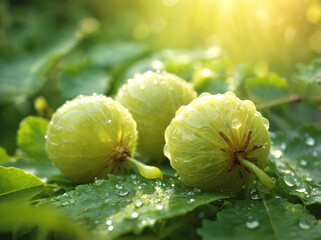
xmin=0 ymin=167 xmax=44 ymax=202
xmin=17 ymin=117 xmax=49 ymax=162
xmin=0 ymin=147 xmax=9 ymax=163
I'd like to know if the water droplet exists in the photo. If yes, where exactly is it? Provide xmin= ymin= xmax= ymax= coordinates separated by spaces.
xmin=188 ymin=198 xmax=196 ymax=203
xmin=249 ymin=187 xmax=264 ymax=200
xmin=135 ymin=201 xmax=143 ymax=207
xmin=299 ymin=220 xmax=311 ymax=229
xmin=118 ymin=191 xmax=129 ymax=197
xmin=131 ymin=174 xmax=137 ymax=179
xmin=274 ymin=150 xmax=282 ymax=158
xmin=153 ymin=79 xmax=158 ymax=84
xmin=108 ymin=119 xmax=112 ymax=123
xmin=284 ymin=175 xmax=295 ymax=187
xmin=94 ymin=179 xmax=104 ymax=186
xmin=156 ymin=205 xmax=163 ymax=210
xmin=246 ymin=220 xmax=260 ymax=229
xmin=305 ymin=177 xmax=313 ymax=182
xmin=225 ymin=91 xmax=236 ymax=97
xmin=61 ymin=201 xmax=70 ymax=206
xmin=44 ymin=135 xmax=48 ymax=139
xmin=115 ymin=183 xmax=123 ymax=190
xmin=199 ymin=92 xmax=211 ymax=98
xmin=295 ymin=188 xmax=306 ymax=193
xmin=300 ymin=160 xmax=307 ymax=166
xmin=280 ymin=142 xmax=286 ymax=150
xmin=305 ymin=137 xmax=315 ymax=146
xmin=193 ymin=187 xmax=201 ymax=193
xmin=141 ymin=220 xmax=147 ymax=225
xmin=106 ymin=220 xmax=112 ymax=225
xmin=231 ymin=119 xmax=242 ymax=129
xmin=263 ymin=118 xmax=270 ymax=130
xmin=130 ymin=212 xmax=139 ymax=219
xmin=108 ymin=226 xmax=114 ymax=231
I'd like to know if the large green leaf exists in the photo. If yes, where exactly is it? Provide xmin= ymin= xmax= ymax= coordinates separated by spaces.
xmin=198 ymin=198 xmax=321 ymax=240
xmin=0 ymin=202 xmax=90 ymax=240
xmin=0 ymin=167 xmax=44 ymax=201
xmin=0 ymin=35 xmax=80 ymax=104
xmin=45 ymin=174 xmax=230 ymax=238
xmin=269 ymin=126 xmax=321 ymax=205
xmin=17 ymin=117 xmax=49 ymax=162
xmin=58 ymin=65 xmax=111 ymax=99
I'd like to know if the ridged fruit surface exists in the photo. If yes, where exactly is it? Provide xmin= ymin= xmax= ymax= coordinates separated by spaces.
xmin=164 ymin=92 xmax=271 ymax=193
xmin=116 ymin=71 xmax=197 ymax=160
xmin=46 ymin=94 xmax=137 ymax=183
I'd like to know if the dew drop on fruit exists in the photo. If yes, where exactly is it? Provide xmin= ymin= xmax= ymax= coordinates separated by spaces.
xmin=231 ymin=119 xmax=242 ymax=130
xmin=299 ymin=220 xmax=311 ymax=230
xmin=263 ymin=117 xmax=269 ymax=130
xmin=224 ymin=91 xmax=236 ymax=97
xmin=305 ymin=137 xmax=315 ymax=146
xmin=118 ymin=190 xmax=129 ymax=197
xmin=199 ymin=92 xmax=211 ymax=98
xmin=245 ymin=220 xmax=260 ymax=229
xmin=163 ymin=144 xmax=170 ymax=159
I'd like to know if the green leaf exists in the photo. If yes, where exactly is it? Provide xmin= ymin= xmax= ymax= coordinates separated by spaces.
xmin=45 ymin=174 xmax=230 ymax=238
xmin=59 ymin=65 xmax=111 ymax=99
xmin=246 ymin=73 xmax=290 ymax=103
xmin=0 ymin=147 xmax=9 ymax=163
xmin=0 ymin=167 xmax=44 ymax=202
xmin=17 ymin=116 xmax=50 ymax=162
xmin=0 ymin=201 xmax=90 ymax=240
xmin=88 ymin=42 xmax=149 ymax=69
xmin=269 ymin=126 xmax=321 ymax=205
xmin=198 ymin=198 xmax=321 ymax=240
xmin=2 ymin=158 xmax=60 ymax=180
xmin=0 ymin=35 xmax=80 ymax=104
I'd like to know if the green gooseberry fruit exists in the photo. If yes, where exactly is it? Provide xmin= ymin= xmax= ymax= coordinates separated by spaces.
xmin=116 ymin=71 xmax=197 ymax=160
xmin=46 ymin=94 xmax=162 ymax=183
xmin=164 ymin=92 xmax=275 ymax=193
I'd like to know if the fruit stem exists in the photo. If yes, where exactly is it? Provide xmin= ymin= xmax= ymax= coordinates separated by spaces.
xmin=126 ymin=157 xmax=163 ymax=179
xmin=239 ymin=158 xmax=275 ymax=190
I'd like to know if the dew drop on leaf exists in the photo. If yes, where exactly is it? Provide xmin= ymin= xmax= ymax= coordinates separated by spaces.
xmin=295 ymin=188 xmax=306 ymax=193
xmin=108 ymin=226 xmax=114 ymax=231
xmin=188 ymin=198 xmax=196 ymax=203
xmin=118 ymin=190 xmax=129 ymax=197
xmin=283 ymin=175 xmax=295 ymax=187
xmin=305 ymin=137 xmax=315 ymax=146
xmin=300 ymin=160 xmax=307 ymax=166
xmin=106 ymin=220 xmax=112 ymax=225
xmin=115 ymin=183 xmax=123 ymax=190
xmin=246 ymin=220 xmax=260 ymax=229
xmin=249 ymin=187 xmax=264 ymax=200
xmin=156 ymin=205 xmax=163 ymax=210
xmin=280 ymin=142 xmax=286 ymax=150
xmin=61 ymin=201 xmax=70 ymax=206
xmin=299 ymin=220 xmax=311 ymax=230
xmin=129 ymin=212 xmax=139 ymax=219
xmin=135 ymin=201 xmax=143 ymax=207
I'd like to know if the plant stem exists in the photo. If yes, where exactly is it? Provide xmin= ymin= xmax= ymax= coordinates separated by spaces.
xmin=256 ymin=95 xmax=301 ymax=110
xmin=127 ymin=157 xmax=163 ymax=179
xmin=239 ymin=158 xmax=275 ymax=190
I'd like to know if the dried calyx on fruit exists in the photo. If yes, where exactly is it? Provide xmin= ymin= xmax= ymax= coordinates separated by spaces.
xmin=164 ymin=92 xmax=275 ymax=193
xmin=116 ymin=70 xmax=197 ymax=161
xmin=46 ymin=94 xmax=162 ymax=183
